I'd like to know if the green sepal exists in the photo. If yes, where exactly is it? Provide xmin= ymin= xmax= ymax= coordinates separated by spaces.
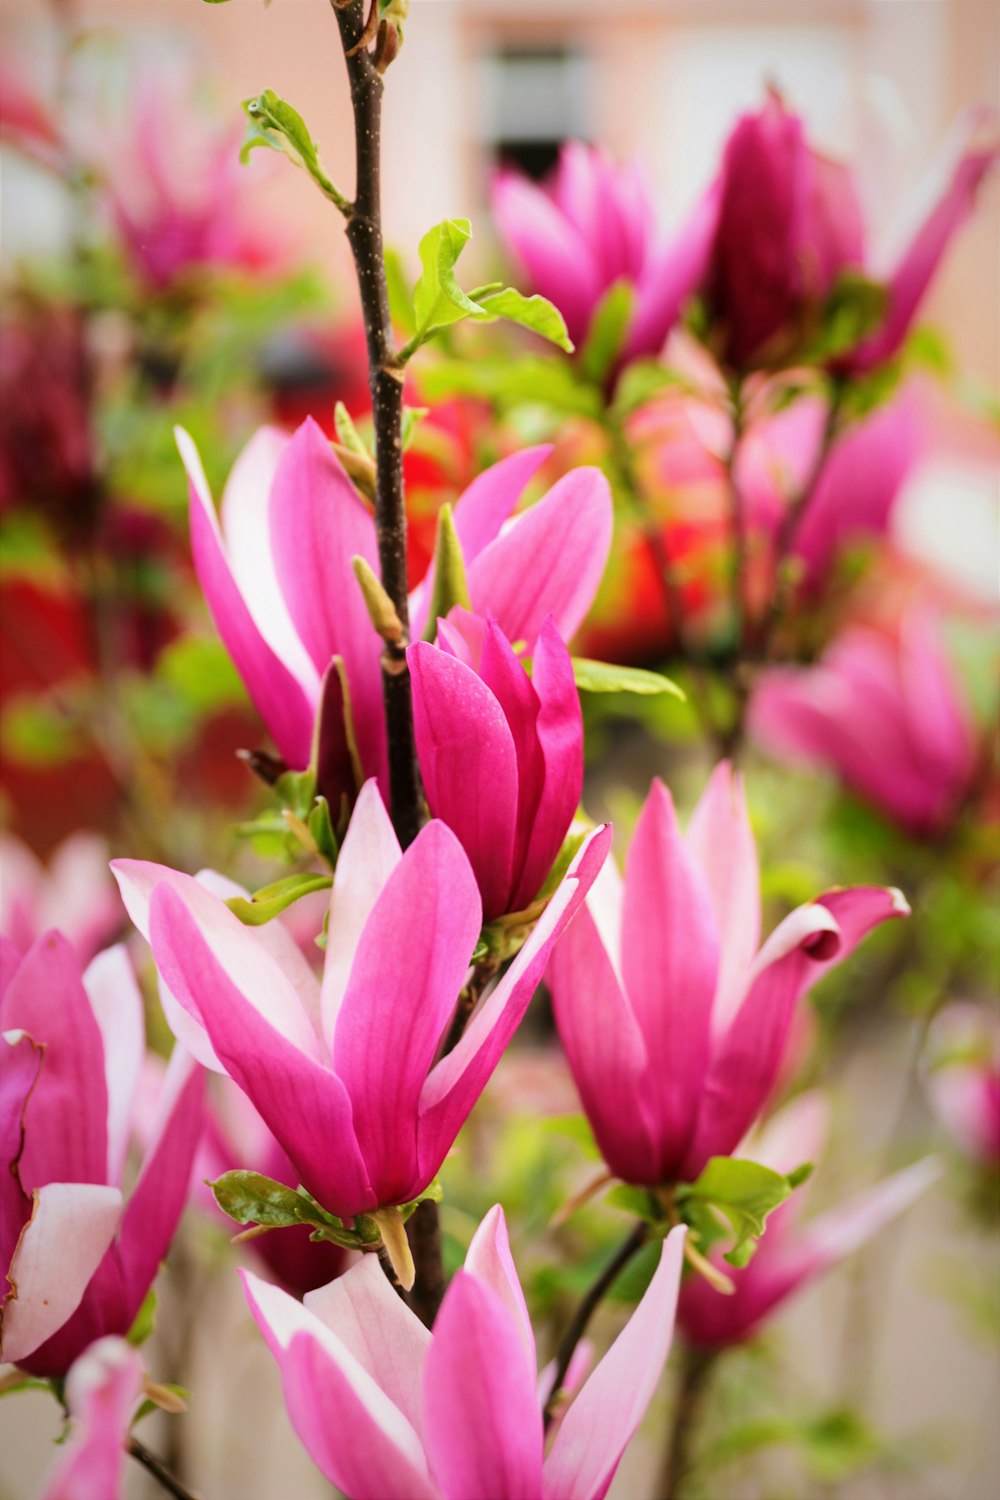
xmin=225 ymin=871 xmax=333 ymax=927
xmin=570 ymin=657 xmax=685 ymax=699
xmin=334 ymin=402 xmax=370 ymax=459
xmin=580 ymin=279 xmax=633 ymax=383
xmin=126 ymin=1286 xmax=157 ymax=1347
xmin=423 ymin=504 xmax=471 ymax=639
xmin=807 ymin=270 xmax=888 ymax=362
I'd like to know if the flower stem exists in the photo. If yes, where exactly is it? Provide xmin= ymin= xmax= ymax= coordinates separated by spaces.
xmin=127 ymin=1437 xmax=204 ymax=1500
xmin=332 ymin=0 xmax=422 ymax=851
xmin=542 ymin=1221 xmax=649 ymax=1431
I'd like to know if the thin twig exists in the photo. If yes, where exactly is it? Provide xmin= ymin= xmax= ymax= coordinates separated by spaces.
xmin=723 ymin=382 xmax=748 ymax=647
xmin=542 ymin=1222 xmax=649 ymax=1431
xmin=127 ymin=1437 xmax=204 ymax=1500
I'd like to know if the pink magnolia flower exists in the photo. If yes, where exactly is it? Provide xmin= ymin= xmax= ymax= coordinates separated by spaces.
xmin=0 ymin=935 xmax=203 ymax=1376
xmin=493 ymin=141 xmax=717 ymax=364
xmin=408 ymin=615 xmax=582 ymax=920
xmin=242 ymin=1204 xmax=687 ymax=1500
xmin=547 ymin=763 xmax=908 ymax=1187
xmin=923 ymin=1004 xmax=1000 ymax=1168
xmin=0 ymin=831 xmax=121 ymax=962
xmin=38 ymin=1337 xmax=145 ymax=1500
xmin=103 ymin=78 xmax=279 ymax=289
xmin=113 ymin=782 xmax=609 ymax=1221
xmin=0 ymin=66 xmax=64 ymax=172
xmin=177 ymin=419 xmax=612 ymax=795
xmin=750 ymin=610 xmax=977 ymax=835
xmin=704 ymin=92 xmax=997 ymax=371
xmin=677 ymin=1093 xmax=938 ymax=1349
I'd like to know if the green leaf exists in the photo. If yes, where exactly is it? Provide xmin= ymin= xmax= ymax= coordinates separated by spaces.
xmin=401 ymin=406 xmax=429 ymax=450
xmin=679 ymin=1156 xmax=794 ymax=1267
xmin=126 ymin=1287 xmax=157 ymax=1348
xmin=226 ymin=872 xmax=333 ymax=926
xmin=411 ymin=218 xmax=481 ymax=340
xmin=571 ymin=658 xmax=685 ymax=699
xmin=241 ymin=90 xmax=349 ymax=212
xmin=475 ymin=287 xmax=573 ymax=352
xmin=423 ymin=504 xmax=471 ymax=639
xmin=209 ymin=1171 xmax=375 ymax=1249
xmin=606 ymin=1184 xmax=666 ymax=1224
xmin=307 ymin=796 xmax=339 ymax=867
xmin=420 ymin=354 xmax=603 ymax=418
xmin=611 ymin=358 xmax=694 ymax=417
xmin=580 ymin=279 xmax=633 ymax=382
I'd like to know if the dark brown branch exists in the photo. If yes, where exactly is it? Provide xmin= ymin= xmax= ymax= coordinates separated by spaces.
xmin=127 ymin=1437 xmax=204 ymax=1500
xmin=332 ymin=0 xmax=423 ymax=850
xmin=542 ymin=1221 xmax=649 ymax=1431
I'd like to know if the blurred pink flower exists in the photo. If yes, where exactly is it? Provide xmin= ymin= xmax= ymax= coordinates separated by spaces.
xmin=0 ymin=935 xmax=202 ymax=1376
xmin=409 ymin=615 xmax=582 ymax=920
xmin=750 ymin=610 xmax=978 ymax=834
xmin=114 ymin=782 xmax=609 ymax=1221
xmin=923 ymin=1004 xmax=1000 ymax=1168
xmin=0 ymin=831 xmax=121 ymax=962
xmin=493 ymin=141 xmax=717 ymax=363
xmin=104 ymin=79 xmax=279 ymax=289
xmin=704 ymin=92 xmax=997 ymax=370
xmin=547 ymin=763 xmax=908 ymax=1186
xmin=177 ymin=419 xmax=611 ymax=795
xmin=677 ymin=1093 xmax=938 ymax=1348
xmin=0 ymin=65 xmax=64 ymax=172
xmin=242 ymin=1204 xmax=687 ymax=1500
xmin=38 ymin=1337 xmax=145 ymax=1500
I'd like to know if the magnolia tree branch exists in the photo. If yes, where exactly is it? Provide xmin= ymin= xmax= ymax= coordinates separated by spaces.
xmin=330 ymin=0 xmax=442 ymax=1324
xmin=127 ymin=1437 xmax=204 ymax=1500
xmin=659 ymin=1345 xmax=716 ymax=1498
xmin=542 ymin=1221 xmax=649 ymax=1431
xmin=332 ymin=0 xmax=423 ymax=851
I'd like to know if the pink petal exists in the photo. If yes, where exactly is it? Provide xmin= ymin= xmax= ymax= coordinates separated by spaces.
xmin=544 ymin=1225 xmax=687 ymax=1500
xmin=408 ymin=641 xmax=519 ymax=920
xmin=1 ymin=1032 xmax=41 ymax=1260
xmin=305 ymin=1255 xmax=430 ymax=1436
xmin=177 ymin=426 xmax=316 ymax=768
xmin=321 ymin=780 xmax=402 ymax=1048
xmin=410 ymin=446 xmax=553 ymax=640
xmin=40 ymin=1337 xmax=144 ymax=1500
xmin=1 ymin=1182 xmax=122 ymax=1365
xmin=0 ymin=932 xmax=109 ymax=1189
xmin=548 ymin=902 xmax=661 ymax=1185
xmin=332 ymin=820 xmax=481 ymax=1206
xmin=467 ymin=469 xmax=613 ymax=646
xmin=852 ymin=108 xmax=999 ymax=370
xmin=898 ymin=609 xmax=975 ymax=793
xmin=116 ymin=1046 xmax=203 ymax=1319
xmin=787 ymin=1156 xmax=939 ymax=1280
xmin=418 ymin=827 xmax=611 ymax=1179
xmin=242 ymin=1269 xmax=435 ymax=1500
xmin=512 ymin=617 xmax=583 ymax=913
xmin=476 ymin=620 xmax=545 ymax=907
xmin=268 ymin=416 xmax=387 ymax=788
xmin=424 ymin=1269 xmax=544 ymax=1500
xmin=621 ymin=782 xmax=719 ymax=1176
xmin=464 ymin=1205 xmax=536 ymax=1382
xmin=625 ymin=184 xmax=720 ymax=363
xmin=492 ymin=170 xmax=601 ymax=347
xmin=149 ymin=887 xmax=373 ymax=1219
xmin=82 ymin=946 xmax=145 ymax=1187
xmin=685 ymin=763 xmax=761 ymax=1036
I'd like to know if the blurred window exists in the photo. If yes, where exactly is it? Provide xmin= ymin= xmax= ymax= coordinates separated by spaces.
xmin=483 ymin=47 xmax=592 ymax=177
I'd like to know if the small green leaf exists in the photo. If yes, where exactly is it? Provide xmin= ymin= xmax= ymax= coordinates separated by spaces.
xmin=611 ymin=358 xmax=693 ymax=417
xmin=226 ymin=872 xmax=333 ymax=926
xmin=411 ymin=217 xmax=480 ymax=340
xmin=571 ymin=658 xmax=685 ymax=699
xmin=126 ymin=1287 xmax=157 ymax=1348
xmin=809 ymin=271 xmax=888 ymax=361
xmin=241 ymin=90 xmax=349 ymax=213
xmin=307 ymin=797 xmax=339 ymax=867
xmin=679 ymin=1156 xmax=794 ymax=1267
xmin=401 ymin=405 xmax=429 ymax=450
xmin=580 ymin=279 xmax=633 ymax=382
xmin=209 ymin=1171 xmax=372 ymax=1249
xmin=420 ymin=354 xmax=603 ymax=418
xmin=475 ymin=287 xmax=573 ymax=353
xmin=606 ymin=1184 xmax=665 ymax=1224
xmin=423 ymin=504 xmax=471 ymax=639
xmin=274 ymin=765 xmax=318 ymax=821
